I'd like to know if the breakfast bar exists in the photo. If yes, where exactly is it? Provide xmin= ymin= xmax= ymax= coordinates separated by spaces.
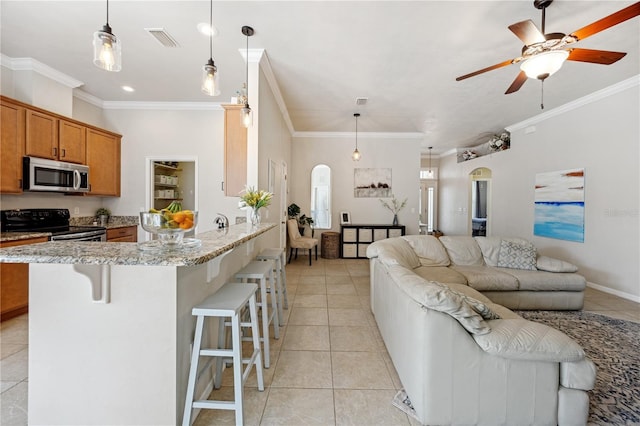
xmin=0 ymin=223 xmax=277 ymax=425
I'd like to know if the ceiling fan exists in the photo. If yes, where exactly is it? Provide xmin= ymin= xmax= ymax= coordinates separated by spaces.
xmin=456 ymin=0 xmax=640 ymax=97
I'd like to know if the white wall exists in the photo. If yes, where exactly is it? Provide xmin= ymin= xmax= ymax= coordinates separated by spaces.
xmin=438 ymin=80 xmax=640 ymax=301
xmin=256 ymin=67 xmax=292 ymax=249
xmin=291 ymin=135 xmax=422 ymax=235
xmin=101 ymin=107 xmax=241 ymax=240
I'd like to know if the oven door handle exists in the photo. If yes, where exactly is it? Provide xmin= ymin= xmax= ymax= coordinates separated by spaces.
xmin=73 ymin=169 xmax=81 ymax=190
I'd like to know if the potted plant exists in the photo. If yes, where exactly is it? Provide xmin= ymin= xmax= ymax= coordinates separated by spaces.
xmin=287 ymin=203 xmax=314 ymax=236
xmin=95 ymin=207 xmax=111 ymax=226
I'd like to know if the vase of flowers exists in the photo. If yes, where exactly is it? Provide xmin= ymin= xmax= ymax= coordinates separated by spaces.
xmin=379 ymin=195 xmax=407 ymax=225
xmin=239 ymin=186 xmax=273 ymax=226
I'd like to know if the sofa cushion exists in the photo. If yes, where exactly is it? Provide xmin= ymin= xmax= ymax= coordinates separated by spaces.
xmin=401 ymin=235 xmax=450 ymax=267
xmin=443 ymin=284 xmax=519 ymax=319
xmin=560 ymin=359 xmax=597 ymax=391
xmin=451 ymin=265 xmax=520 ymax=291
xmin=497 ymin=240 xmax=537 ymax=270
xmin=475 ymin=236 xmax=530 ymax=267
xmin=413 ymin=266 xmax=467 ymax=285
xmin=439 ymin=236 xmax=484 ymax=266
xmin=473 ymin=319 xmax=585 ymax=362
xmin=536 ymin=256 xmax=579 ymax=273
xmin=368 ymin=238 xmax=421 ymax=270
xmin=387 ymin=265 xmax=491 ymax=335
xmin=496 ymin=267 xmax=586 ymax=291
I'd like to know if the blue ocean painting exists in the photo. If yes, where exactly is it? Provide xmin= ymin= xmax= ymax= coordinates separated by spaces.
xmin=534 ymin=202 xmax=584 ymax=242
xmin=534 ymin=168 xmax=585 ymax=243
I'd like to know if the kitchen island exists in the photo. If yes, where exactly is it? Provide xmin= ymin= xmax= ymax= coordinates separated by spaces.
xmin=0 ymin=222 xmax=277 ymax=425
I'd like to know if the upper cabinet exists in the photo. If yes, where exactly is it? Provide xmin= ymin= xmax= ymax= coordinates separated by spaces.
xmin=25 ymin=110 xmax=86 ymax=164
xmin=86 ymin=128 xmax=121 ymax=196
xmin=0 ymin=95 xmax=121 ymax=196
xmin=222 ymin=104 xmax=247 ymax=197
xmin=0 ymin=99 xmax=25 ymax=193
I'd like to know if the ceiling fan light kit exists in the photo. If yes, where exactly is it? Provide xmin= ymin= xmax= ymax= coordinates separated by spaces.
xmin=456 ymin=0 xmax=640 ymax=104
xmin=201 ymin=0 xmax=220 ymax=96
xmin=93 ymin=0 xmax=121 ymax=72
xmin=520 ymin=49 xmax=569 ymax=80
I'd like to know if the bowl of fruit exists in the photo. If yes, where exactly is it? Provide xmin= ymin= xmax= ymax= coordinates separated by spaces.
xmin=140 ymin=201 xmax=198 ymax=248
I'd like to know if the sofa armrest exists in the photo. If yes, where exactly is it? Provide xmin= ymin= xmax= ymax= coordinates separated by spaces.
xmin=561 ymin=358 xmax=596 ymax=390
xmin=472 ymin=319 xmax=585 ymax=362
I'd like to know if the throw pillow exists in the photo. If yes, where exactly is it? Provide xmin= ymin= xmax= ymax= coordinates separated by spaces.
xmin=497 ymin=240 xmax=537 ymax=270
xmin=536 ymin=255 xmax=579 ymax=273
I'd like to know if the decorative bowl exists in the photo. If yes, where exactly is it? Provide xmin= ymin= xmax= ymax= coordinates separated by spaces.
xmin=139 ymin=211 xmax=198 ymax=247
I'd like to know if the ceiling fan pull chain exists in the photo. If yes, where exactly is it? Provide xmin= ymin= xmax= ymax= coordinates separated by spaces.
xmin=540 ymin=80 xmax=545 ymax=110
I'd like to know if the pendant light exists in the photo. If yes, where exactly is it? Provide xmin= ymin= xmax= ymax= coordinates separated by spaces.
xmin=93 ymin=0 xmax=121 ymax=72
xmin=352 ymin=113 xmax=361 ymax=161
xmin=201 ymin=0 xmax=220 ymax=96
xmin=241 ymin=26 xmax=254 ymax=127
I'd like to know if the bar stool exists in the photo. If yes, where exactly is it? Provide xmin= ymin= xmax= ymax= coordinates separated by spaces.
xmin=256 ymin=247 xmax=289 ymax=322
xmin=183 ymin=283 xmax=264 ymax=426
xmin=235 ymin=260 xmax=280 ymax=368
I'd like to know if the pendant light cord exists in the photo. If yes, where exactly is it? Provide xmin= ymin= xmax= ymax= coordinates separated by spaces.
xmin=106 ymin=0 xmax=109 ymax=25
xmin=355 ymin=114 xmax=358 ymax=149
xmin=245 ymin=30 xmax=249 ymax=103
xmin=209 ymin=0 xmax=213 ymax=59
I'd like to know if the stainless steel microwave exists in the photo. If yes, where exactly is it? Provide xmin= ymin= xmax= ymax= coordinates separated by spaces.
xmin=23 ymin=156 xmax=90 ymax=193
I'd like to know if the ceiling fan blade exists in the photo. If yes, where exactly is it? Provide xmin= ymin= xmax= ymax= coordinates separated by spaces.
xmin=570 ymin=2 xmax=640 ymax=41
xmin=505 ymin=71 xmax=528 ymax=95
xmin=456 ymin=59 xmax=515 ymax=81
xmin=508 ymin=20 xmax=546 ymax=45
xmin=568 ymin=48 xmax=627 ymax=64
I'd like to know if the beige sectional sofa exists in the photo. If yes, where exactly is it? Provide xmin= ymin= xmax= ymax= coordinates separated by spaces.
xmin=366 ymin=235 xmax=595 ymax=425
xmin=373 ymin=235 xmax=587 ymax=310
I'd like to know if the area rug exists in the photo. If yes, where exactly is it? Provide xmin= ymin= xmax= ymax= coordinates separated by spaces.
xmin=392 ymin=311 xmax=640 ymax=425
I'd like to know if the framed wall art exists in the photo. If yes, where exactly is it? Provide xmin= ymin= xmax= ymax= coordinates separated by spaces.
xmin=354 ymin=168 xmax=392 ymax=198
xmin=534 ymin=168 xmax=585 ymax=243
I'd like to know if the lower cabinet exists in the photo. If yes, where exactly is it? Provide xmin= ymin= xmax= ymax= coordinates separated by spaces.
xmin=0 ymin=236 xmax=48 ymax=321
xmin=106 ymin=226 xmax=138 ymax=242
xmin=341 ymin=224 xmax=406 ymax=258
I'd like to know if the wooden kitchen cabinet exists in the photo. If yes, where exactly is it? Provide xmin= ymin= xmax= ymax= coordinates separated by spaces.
xmin=86 ymin=128 xmax=121 ymax=196
xmin=58 ymin=119 xmax=86 ymax=164
xmin=106 ymin=226 xmax=137 ymax=242
xmin=0 ymin=236 xmax=48 ymax=321
xmin=25 ymin=109 xmax=58 ymax=160
xmin=0 ymin=98 xmax=25 ymax=193
xmin=222 ymin=104 xmax=247 ymax=196
xmin=25 ymin=110 xmax=86 ymax=164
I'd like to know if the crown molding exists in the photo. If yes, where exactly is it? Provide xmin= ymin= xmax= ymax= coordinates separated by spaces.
xmin=506 ymin=75 xmax=640 ymax=132
xmin=101 ymin=101 xmax=223 ymax=111
xmin=1 ymin=54 xmax=83 ymax=88
xmin=73 ymin=89 xmax=104 ymax=108
xmin=293 ymin=131 xmax=424 ymax=139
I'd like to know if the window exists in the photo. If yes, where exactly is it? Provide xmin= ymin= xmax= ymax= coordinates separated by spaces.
xmin=310 ymin=165 xmax=331 ymax=229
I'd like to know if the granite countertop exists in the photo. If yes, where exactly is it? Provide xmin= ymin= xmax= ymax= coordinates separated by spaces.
xmin=0 ymin=223 xmax=276 ymax=266
xmin=1 ymin=216 xmax=139 ymax=243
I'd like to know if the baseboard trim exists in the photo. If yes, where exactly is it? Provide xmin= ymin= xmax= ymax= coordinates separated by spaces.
xmin=587 ymin=282 xmax=640 ymax=303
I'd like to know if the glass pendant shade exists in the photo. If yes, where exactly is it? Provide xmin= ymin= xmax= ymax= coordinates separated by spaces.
xmin=93 ymin=25 xmax=121 ymax=72
xmin=520 ymin=50 xmax=569 ymax=80
xmin=201 ymin=59 xmax=220 ymax=96
xmin=241 ymin=104 xmax=252 ymax=128
xmin=352 ymin=148 xmax=361 ymax=161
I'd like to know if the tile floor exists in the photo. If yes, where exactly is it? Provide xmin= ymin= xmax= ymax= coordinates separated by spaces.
xmin=1 ymin=257 xmax=639 ymax=425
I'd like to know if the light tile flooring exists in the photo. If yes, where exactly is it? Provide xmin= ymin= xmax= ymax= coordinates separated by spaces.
xmin=1 ymin=257 xmax=639 ymax=425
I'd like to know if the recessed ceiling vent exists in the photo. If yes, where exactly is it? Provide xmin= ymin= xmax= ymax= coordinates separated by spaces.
xmin=145 ymin=28 xmax=179 ymax=47
xmin=355 ymin=97 xmax=368 ymax=106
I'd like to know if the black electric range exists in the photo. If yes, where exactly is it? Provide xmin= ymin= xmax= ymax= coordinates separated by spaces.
xmin=1 ymin=209 xmax=107 ymax=241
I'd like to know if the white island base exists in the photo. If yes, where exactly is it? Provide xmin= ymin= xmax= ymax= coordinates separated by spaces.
xmin=23 ymin=226 xmax=276 ymax=425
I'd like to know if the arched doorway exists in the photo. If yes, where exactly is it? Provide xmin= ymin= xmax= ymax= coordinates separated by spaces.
xmin=469 ymin=167 xmax=492 ymax=236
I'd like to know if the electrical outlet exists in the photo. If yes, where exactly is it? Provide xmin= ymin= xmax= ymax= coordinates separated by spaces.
xmin=74 ymin=207 xmax=79 ymax=215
